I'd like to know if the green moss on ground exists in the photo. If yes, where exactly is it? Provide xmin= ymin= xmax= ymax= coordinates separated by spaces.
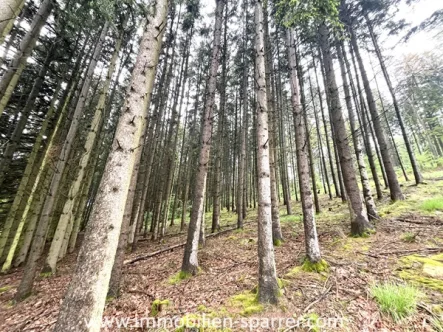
xmin=230 ymin=292 xmax=263 ymax=316
xmin=151 ymin=299 xmax=171 ymax=316
xmin=168 ymin=271 xmax=192 ymax=285
xmin=301 ymin=259 xmax=329 ymax=273
xmin=398 ymin=254 xmax=443 ymax=292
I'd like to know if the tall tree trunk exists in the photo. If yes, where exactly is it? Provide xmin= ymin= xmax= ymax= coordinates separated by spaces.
xmin=349 ymin=26 xmax=404 ymax=201
xmin=337 ymin=41 xmax=378 ymax=220
xmin=0 ymin=0 xmax=54 ymax=116
xmin=181 ymin=0 xmax=225 ymax=276
xmin=0 ymin=45 xmax=54 ymax=186
xmin=365 ymin=14 xmax=423 ymax=184
xmin=43 ymin=30 xmax=123 ymax=274
xmin=319 ymin=22 xmax=371 ymax=236
xmin=15 ymin=22 xmax=109 ymax=301
xmin=347 ymin=45 xmax=383 ymax=200
xmin=263 ymin=3 xmax=283 ymax=244
xmin=254 ymin=0 xmax=279 ymax=305
xmin=308 ymin=73 xmax=332 ymax=200
xmin=312 ymin=54 xmax=340 ymax=198
xmin=52 ymin=2 xmax=167 ymax=330
xmin=287 ymin=28 xmax=321 ymax=263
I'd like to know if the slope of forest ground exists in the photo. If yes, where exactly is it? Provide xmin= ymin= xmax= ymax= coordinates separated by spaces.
xmin=1 ymin=171 xmax=443 ymax=331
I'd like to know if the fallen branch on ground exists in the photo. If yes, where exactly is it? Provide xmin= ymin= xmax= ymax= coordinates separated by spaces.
xmin=125 ymin=223 xmax=251 ymax=265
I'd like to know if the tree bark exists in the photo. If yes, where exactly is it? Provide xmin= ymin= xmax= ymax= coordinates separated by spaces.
xmin=0 ymin=0 xmax=54 ymax=117
xmin=349 ymin=26 xmax=404 ymax=201
xmin=337 ymin=41 xmax=378 ymax=220
xmin=287 ymin=28 xmax=321 ymax=263
xmin=52 ymin=2 xmax=167 ymax=330
xmin=254 ymin=0 xmax=279 ymax=305
xmin=365 ymin=14 xmax=423 ymax=185
xmin=319 ymin=22 xmax=372 ymax=236
xmin=181 ymin=0 xmax=225 ymax=275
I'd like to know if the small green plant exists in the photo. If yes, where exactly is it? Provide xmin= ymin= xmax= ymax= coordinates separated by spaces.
xmin=168 ymin=271 xmax=192 ymax=285
xmin=301 ymin=313 xmax=321 ymax=332
xmin=420 ymin=197 xmax=443 ymax=212
xmin=370 ymin=282 xmax=420 ymax=321
xmin=151 ymin=299 xmax=171 ymax=316
xmin=0 ymin=286 xmax=11 ymax=294
xmin=401 ymin=232 xmax=417 ymax=243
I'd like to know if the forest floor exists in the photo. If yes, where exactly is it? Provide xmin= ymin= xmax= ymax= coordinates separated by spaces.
xmin=1 ymin=171 xmax=443 ymax=331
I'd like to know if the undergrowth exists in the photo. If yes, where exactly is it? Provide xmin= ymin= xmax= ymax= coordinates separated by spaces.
xmin=370 ymin=282 xmax=420 ymax=322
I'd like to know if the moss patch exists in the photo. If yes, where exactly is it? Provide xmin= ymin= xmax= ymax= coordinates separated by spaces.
xmin=151 ymin=299 xmax=171 ymax=316
xmin=168 ymin=271 xmax=192 ymax=285
xmin=398 ymin=254 xmax=443 ymax=291
xmin=301 ymin=259 xmax=329 ymax=273
xmin=230 ymin=291 xmax=263 ymax=316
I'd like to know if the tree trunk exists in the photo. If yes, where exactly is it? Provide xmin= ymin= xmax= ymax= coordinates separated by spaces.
xmin=349 ymin=26 xmax=404 ymax=201
xmin=287 ymin=28 xmax=321 ymax=263
xmin=0 ymin=0 xmax=25 ymax=43
xmin=254 ymin=0 xmax=279 ymax=305
xmin=52 ymin=2 xmax=167 ymax=330
xmin=181 ymin=0 xmax=225 ymax=276
xmin=263 ymin=3 xmax=283 ymax=244
xmin=365 ymin=14 xmax=423 ymax=184
xmin=319 ymin=22 xmax=371 ymax=236
xmin=15 ymin=22 xmax=109 ymax=301
xmin=337 ymin=41 xmax=378 ymax=220
xmin=0 ymin=0 xmax=54 ymax=117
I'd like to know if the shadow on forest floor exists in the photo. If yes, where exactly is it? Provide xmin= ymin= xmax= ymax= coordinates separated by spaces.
xmin=0 ymin=172 xmax=443 ymax=331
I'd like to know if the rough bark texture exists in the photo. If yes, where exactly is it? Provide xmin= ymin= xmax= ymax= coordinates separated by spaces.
xmin=319 ymin=23 xmax=371 ymax=236
xmin=254 ymin=0 xmax=279 ymax=305
xmin=14 ymin=22 xmax=109 ymax=301
xmin=365 ymin=14 xmax=423 ymax=185
xmin=263 ymin=3 xmax=283 ymax=244
xmin=181 ymin=0 xmax=225 ymax=275
xmin=349 ymin=26 xmax=404 ymax=201
xmin=337 ymin=42 xmax=378 ymax=220
xmin=287 ymin=28 xmax=321 ymax=263
xmin=43 ymin=32 xmax=122 ymax=274
xmin=52 ymin=2 xmax=167 ymax=331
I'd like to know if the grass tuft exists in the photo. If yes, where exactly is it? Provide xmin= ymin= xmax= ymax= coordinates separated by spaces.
xmin=370 ymin=282 xmax=420 ymax=321
xmin=420 ymin=197 xmax=443 ymax=212
xmin=401 ymin=232 xmax=417 ymax=243
xmin=0 ymin=286 xmax=11 ymax=294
